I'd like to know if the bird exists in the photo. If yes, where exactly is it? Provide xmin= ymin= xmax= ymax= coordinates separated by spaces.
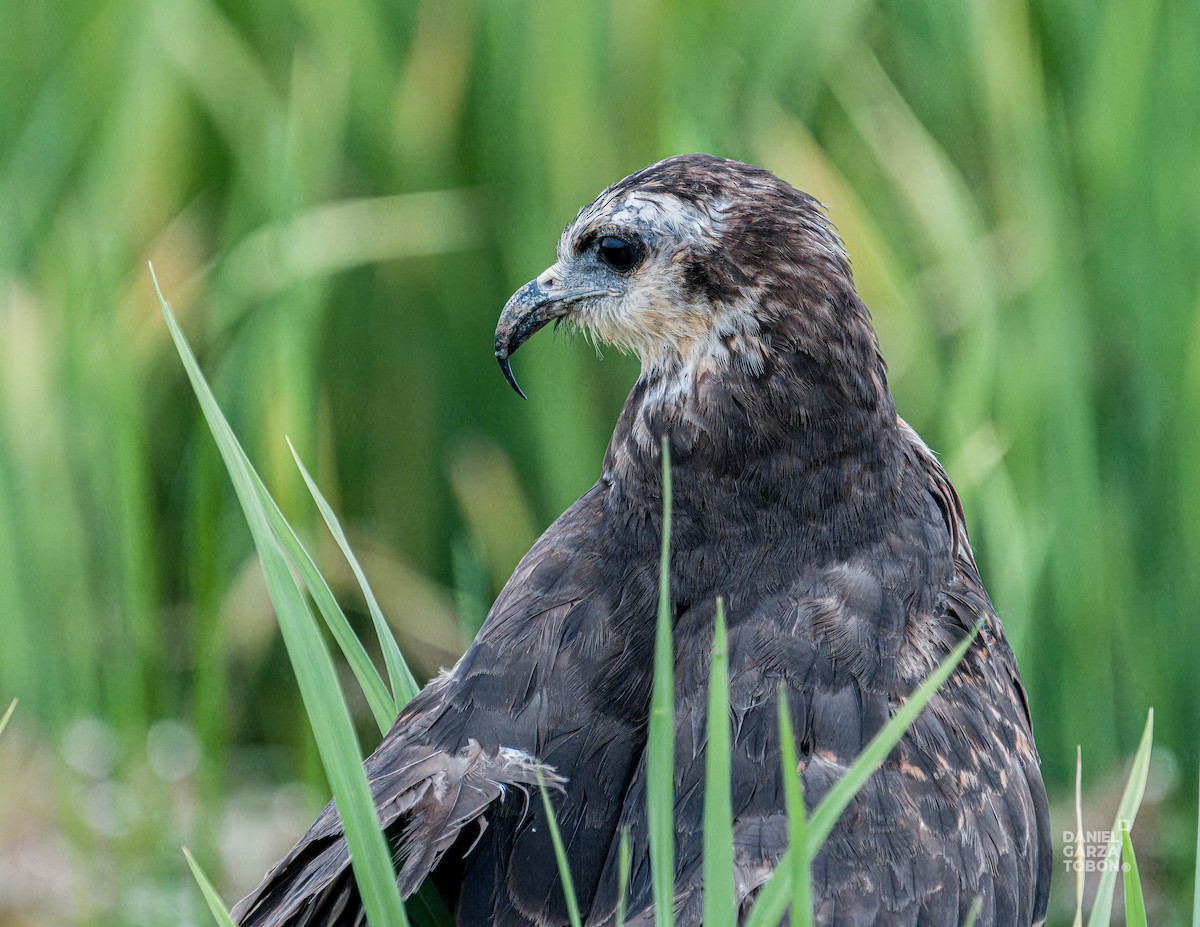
xmin=232 ymin=154 xmax=1051 ymax=927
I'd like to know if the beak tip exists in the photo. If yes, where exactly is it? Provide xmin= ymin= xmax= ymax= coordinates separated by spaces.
xmin=496 ymin=351 xmax=528 ymax=400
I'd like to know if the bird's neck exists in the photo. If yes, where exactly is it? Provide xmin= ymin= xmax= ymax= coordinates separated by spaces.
xmin=602 ymin=340 xmax=914 ymax=557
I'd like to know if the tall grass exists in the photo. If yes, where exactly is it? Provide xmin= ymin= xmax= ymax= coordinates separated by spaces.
xmin=159 ymin=277 xmax=412 ymax=926
xmin=1 ymin=0 xmax=1198 ymax=922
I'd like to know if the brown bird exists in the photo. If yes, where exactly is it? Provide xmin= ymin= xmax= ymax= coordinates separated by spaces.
xmin=233 ymin=154 xmax=1051 ymax=926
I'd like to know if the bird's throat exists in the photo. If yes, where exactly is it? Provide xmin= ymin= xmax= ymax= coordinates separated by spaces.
xmin=602 ymin=356 xmax=908 ymax=555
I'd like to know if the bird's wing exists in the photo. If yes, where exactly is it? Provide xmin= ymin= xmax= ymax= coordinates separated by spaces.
xmin=231 ymin=731 xmax=554 ymax=926
xmin=592 ymin=455 xmax=1050 ymax=927
xmin=791 ymin=595 xmax=1046 ymax=926
xmin=233 ymin=480 xmax=661 ymax=927
xmin=601 ymin=580 xmax=1048 ymax=927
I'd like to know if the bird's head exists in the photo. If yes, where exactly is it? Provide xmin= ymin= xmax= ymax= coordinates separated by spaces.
xmin=496 ymin=153 xmax=878 ymax=403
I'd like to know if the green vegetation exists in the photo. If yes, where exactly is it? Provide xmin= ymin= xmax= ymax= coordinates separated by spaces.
xmin=702 ymin=600 xmax=735 ymax=926
xmin=160 ymin=281 xmax=411 ymax=926
xmin=2 ymin=0 xmax=1199 ymax=923
xmin=1086 ymin=712 xmax=1154 ymax=927
xmin=536 ymin=764 xmax=585 ymax=927
xmin=649 ymin=438 xmax=677 ymax=927
xmin=184 ymin=847 xmax=240 ymax=927
xmin=1123 ymin=825 xmax=1150 ymax=927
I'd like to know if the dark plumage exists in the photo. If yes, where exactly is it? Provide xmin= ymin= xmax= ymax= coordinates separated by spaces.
xmin=234 ymin=155 xmax=1051 ymax=926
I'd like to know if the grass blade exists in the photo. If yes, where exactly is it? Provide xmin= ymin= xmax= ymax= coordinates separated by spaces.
xmin=536 ymin=768 xmax=583 ymax=927
xmin=702 ymin=598 xmax=735 ymax=926
xmin=0 ymin=699 xmax=14 ymax=738
xmin=184 ymin=847 xmax=239 ymax=927
xmin=1193 ymin=768 xmax=1200 ymax=927
xmin=289 ymin=438 xmax=420 ymax=706
xmin=155 ymin=268 xmax=409 ymax=927
xmin=1086 ymin=709 xmax=1154 ymax=927
xmin=1074 ymin=746 xmax=1085 ymax=927
xmin=777 ymin=690 xmax=812 ymax=927
xmin=403 ymin=885 xmax=454 ymax=927
xmin=1121 ymin=823 xmax=1148 ymax=927
xmin=746 ymin=622 xmax=981 ymax=927
xmin=254 ymin=477 xmax=397 ymax=733
xmin=648 ymin=437 xmax=675 ymax=927
xmin=615 ymin=827 xmax=632 ymax=927
xmin=962 ymin=897 xmax=983 ymax=927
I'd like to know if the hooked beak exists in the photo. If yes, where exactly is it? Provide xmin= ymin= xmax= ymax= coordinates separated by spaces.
xmin=494 ymin=278 xmax=614 ymax=399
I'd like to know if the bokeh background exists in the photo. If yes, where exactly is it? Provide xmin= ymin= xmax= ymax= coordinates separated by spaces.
xmin=1 ymin=0 xmax=1198 ymax=923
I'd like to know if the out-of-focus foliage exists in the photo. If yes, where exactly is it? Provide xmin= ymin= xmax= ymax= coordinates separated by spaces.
xmin=0 ymin=0 xmax=1197 ymax=923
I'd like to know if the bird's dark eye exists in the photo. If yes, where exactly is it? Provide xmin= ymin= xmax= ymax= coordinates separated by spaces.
xmin=597 ymin=236 xmax=641 ymax=273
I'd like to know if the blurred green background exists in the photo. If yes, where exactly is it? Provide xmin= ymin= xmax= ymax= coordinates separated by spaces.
xmin=1 ymin=0 xmax=1198 ymax=923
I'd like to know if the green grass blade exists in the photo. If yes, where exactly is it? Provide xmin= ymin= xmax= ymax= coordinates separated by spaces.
xmin=702 ymin=598 xmax=735 ymax=926
xmin=0 ymin=699 xmax=14 ymax=738
xmin=648 ymin=437 xmax=675 ymax=927
xmin=616 ymin=827 xmax=632 ymax=927
xmin=253 ymin=474 xmax=398 ymax=733
xmin=746 ymin=622 xmax=980 ymax=927
xmin=289 ymin=438 xmax=420 ymax=707
xmin=1074 ymin=746 xmax=1085 ymax=927
xmin=1086 ymin=709 xmax=1154 ymax=927
xmin=777 ymin=690 xmax=812 ymax=927
xmin=1121 ymin=823 xmax=1148 ymax=927
xmin=183 ymin=847 xmax=239 ymax=927
xmin=1193 ymin=768 xmax=1200 ymax=927
xmin=536 ymin=768 xmax=583 ymax=927
xmin=155 ymin=269 xmax=409 ymax=927
xmin=961 ymin=897 xmax=983 ymax=927
xmin=403 ymin=885 xmax=454 ymax=927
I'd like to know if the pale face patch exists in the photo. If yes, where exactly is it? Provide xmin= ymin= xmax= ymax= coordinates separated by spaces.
xmin=546 ymin=188 xmax=764 ymax=386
